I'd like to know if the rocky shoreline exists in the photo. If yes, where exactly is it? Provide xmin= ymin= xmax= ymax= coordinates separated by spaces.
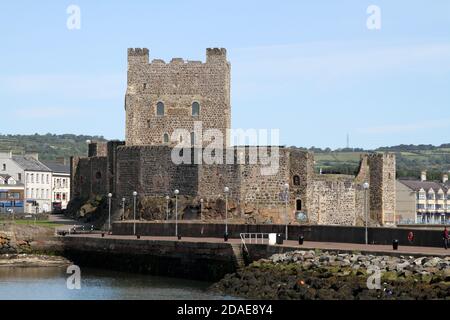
xmin=0 ymin=254 xmax=71 ymax=268
xmin=211 ymin=250 xmax=450 ymax=300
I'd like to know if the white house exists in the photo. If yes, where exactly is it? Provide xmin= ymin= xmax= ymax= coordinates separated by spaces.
xmin=0 ymin=152 xmax=52 ymax=213
xmin=43 ymin=160 xmax=71 ymax=211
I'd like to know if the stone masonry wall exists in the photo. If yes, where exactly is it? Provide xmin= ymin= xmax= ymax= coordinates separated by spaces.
xmin=125 ymin=48 xmax=231 ymax=147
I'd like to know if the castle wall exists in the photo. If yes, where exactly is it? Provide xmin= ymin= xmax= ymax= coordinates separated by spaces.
xmin=125 ymin=48 xmax=231 ymax=147
xmin=71 ymin=156 xmax=108 ymax=200
xmin=309 ymin=177 xmax=357 ymax=225
xmin=115 ymin=146 xmax=199 ymax=202
xmin=369 ymin=154 xmax=396 ymax=225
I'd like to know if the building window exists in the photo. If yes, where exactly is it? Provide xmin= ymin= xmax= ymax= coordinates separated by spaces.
xmin=36 ymin=174 xmax=40 ymax=184
xmin=95 ymin=172 xmax=102 ymax=180
xmin=31 ymin=174 xmax=34 ymax=183
xmin=156 ymin=102 xmax=165 ymax=116
xmin=47 ymin=175 xmax=49 ymax=184
xmin=192 ymin=102 xmax=200 ymax=117
xmin=2 ymin=164 xmax=5 ymax=171
xmin=10 ymin=192 xmax=19 ymax=199
xmin=63 ymin=193 xmax=67 ymax=201
xmin=296 ymin=199 xmax=302 ymax=211
xmin=163 ymin=133 xmax=169 ymax=144
xmin=293 ymin=175 xmax=300 ymax=186
xmin=190 ymin=132 xmax=195 ymax=146
xmin=18 ymin=173 xmax=22 ymax=181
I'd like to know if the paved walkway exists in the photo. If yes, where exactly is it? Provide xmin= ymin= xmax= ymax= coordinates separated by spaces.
xmin=66 ymin=233 xmax=450 ymax=257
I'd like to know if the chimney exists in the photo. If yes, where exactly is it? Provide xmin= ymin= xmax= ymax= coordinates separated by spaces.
xmin=443 ymin=174 xmax=449 ymax=184
xmin=420 ymin=171 xmax=427 ymax=182
xmin=25 ymin=152 xmax=39 ymax=161
xmin=0 ymin=151 xmax=12 ymax=159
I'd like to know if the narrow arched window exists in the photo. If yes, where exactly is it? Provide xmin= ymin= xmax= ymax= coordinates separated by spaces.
xmin=296 ymin=199 xmax=302 ymax=211
xmin=163 ymin=133 xmax=169 ymax=144
xmin=293 ymin=175 xmax=300 ymax=186
xmin=192 ymin=102 xmax=200 ymax=117
xmin=156 ymin=102 xmax=165 ymax=116
xmin=190 ymin=132 xmax=195 ymax=146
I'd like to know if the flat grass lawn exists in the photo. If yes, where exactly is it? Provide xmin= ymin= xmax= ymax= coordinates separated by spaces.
xmin=8 ymin=220 xmax=59 ymax=228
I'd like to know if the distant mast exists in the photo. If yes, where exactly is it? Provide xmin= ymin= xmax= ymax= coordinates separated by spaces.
xmin=346 ymin=133 xmax=350 ymax=150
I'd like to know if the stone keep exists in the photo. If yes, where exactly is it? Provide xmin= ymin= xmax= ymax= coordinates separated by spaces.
xmin=125 ymin=48 xmax=231 ymax=147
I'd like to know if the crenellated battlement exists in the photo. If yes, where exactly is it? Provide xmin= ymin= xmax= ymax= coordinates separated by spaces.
xmin=128 ymin=48 xmax=227 ymax=67
xmin=128 ymin=48 xmax=149 ymax=65
xmin=128 ymin=48 xmax=149 ymax=56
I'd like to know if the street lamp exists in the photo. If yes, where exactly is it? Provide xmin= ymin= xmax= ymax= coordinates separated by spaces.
xmin=121 ymin=197 xmax=126 ymax=221
xmin=174 ymin=190 xmax=179 ymax=238
xmin=200 ymin=199 xmax=204 ymax=221
xmin=132 ymin=191 xmax=138 ymax=235
xmin=165 ymin=195 xmax=170 ymax=221
xmin=224 ymin=187 xmax=229 ymax=240
xmin=107 ymin=193 xmax=112 ymax=233
xmin=284 ymin=183 xmax=289 ymax=240
xmin=363 ymin=182 xmax=370 ymax=245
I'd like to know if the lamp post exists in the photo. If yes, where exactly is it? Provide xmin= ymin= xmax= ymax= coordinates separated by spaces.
xmin=363 ymin=182 xmax=369 ymax=245
xmin=224 ymin=187 xmax=229 ymax=239
xmin=121 ymin=197 xmax=126 ymax=221
xmin=174 ymin=189 xmax=179 ymax=238
xmin=107 ymin=193 xmax=112 ymax=233
xmin=132 ymin=191 xmax=137 ymax=235
xmin=284 ymin=183 xmax=289 ymax=240
xmin=200 ymin=199 xmax=204 ymax=221
xmin=165 ymin=196 xmax=170 ymax=221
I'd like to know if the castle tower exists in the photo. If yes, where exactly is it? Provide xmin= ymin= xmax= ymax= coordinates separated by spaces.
xmin=125 ymin=48 xmax=231 ymax=147
xmin=368 ymin=153 xmax=396 ymax=225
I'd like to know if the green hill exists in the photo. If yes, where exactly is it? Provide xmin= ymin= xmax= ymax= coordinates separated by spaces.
xmin=0 ymin=134 xmax=448 ymax=180
xmin=0 ymin=133 xmax=107 ymax=161
xmin=314 ymin=144 xmax=450 ymax=180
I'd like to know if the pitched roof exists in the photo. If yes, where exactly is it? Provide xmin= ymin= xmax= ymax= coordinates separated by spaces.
xmin=42 ymin=161 xmax=70 ymax=174
xmin=12 ymin=156 xmax=51 ymax=172
xmin=399 ymin=180 xmax=448 ymax=193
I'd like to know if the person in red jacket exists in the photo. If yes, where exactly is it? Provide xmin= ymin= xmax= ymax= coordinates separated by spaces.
xmin=443 ymin=227 xmax=449 ymax=250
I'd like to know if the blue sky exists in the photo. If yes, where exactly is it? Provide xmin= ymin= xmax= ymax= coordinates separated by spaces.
xmin=0 ymin=0 xmax=449 ymax=149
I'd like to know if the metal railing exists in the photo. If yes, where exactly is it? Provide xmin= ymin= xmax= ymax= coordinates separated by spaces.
xmin=56 ymin=225 xmax=96 ymax=236
xmin=240 ymin=233 xmax=270 ymax=252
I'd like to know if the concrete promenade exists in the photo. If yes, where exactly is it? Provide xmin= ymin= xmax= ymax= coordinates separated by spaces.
xmin=66 ymin=233 xmax=450 ymax=257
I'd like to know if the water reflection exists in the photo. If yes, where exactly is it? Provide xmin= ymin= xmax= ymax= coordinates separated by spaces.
xmin=0 ymin=267 xmax=233 ymax=300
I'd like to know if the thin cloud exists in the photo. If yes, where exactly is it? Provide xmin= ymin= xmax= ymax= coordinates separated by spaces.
xmin=0 ymin=74 xmax=126 ymax=100
xmin=14 ymin=107 xmax=82 ymax=119
xmin=232 ymin=41 xmax=450 ymax=83
xmin=357 ymin=119 xmax=450 ymax=135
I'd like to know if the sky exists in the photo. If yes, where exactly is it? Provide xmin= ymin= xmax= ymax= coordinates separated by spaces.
xmin=0 ymin=0 xmax=449 ymax=149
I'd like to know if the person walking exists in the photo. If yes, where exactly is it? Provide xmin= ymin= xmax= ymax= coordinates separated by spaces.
xmin=443 ymin=227 xmax=449 ymax=250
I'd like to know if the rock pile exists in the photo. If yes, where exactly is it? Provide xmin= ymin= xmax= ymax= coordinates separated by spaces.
xmin=212 ymin=250 xmax=450 ymax=300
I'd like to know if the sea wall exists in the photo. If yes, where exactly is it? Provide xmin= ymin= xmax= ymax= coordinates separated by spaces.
xmin=61 ymin=236 xmax=238 ymax=281
xmin=112 ymin=222 xmax=446 ymax=248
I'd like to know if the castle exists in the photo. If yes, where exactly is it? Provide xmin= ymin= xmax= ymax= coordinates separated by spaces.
xmin=70 ymin=48 xmax=396 ymax=226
